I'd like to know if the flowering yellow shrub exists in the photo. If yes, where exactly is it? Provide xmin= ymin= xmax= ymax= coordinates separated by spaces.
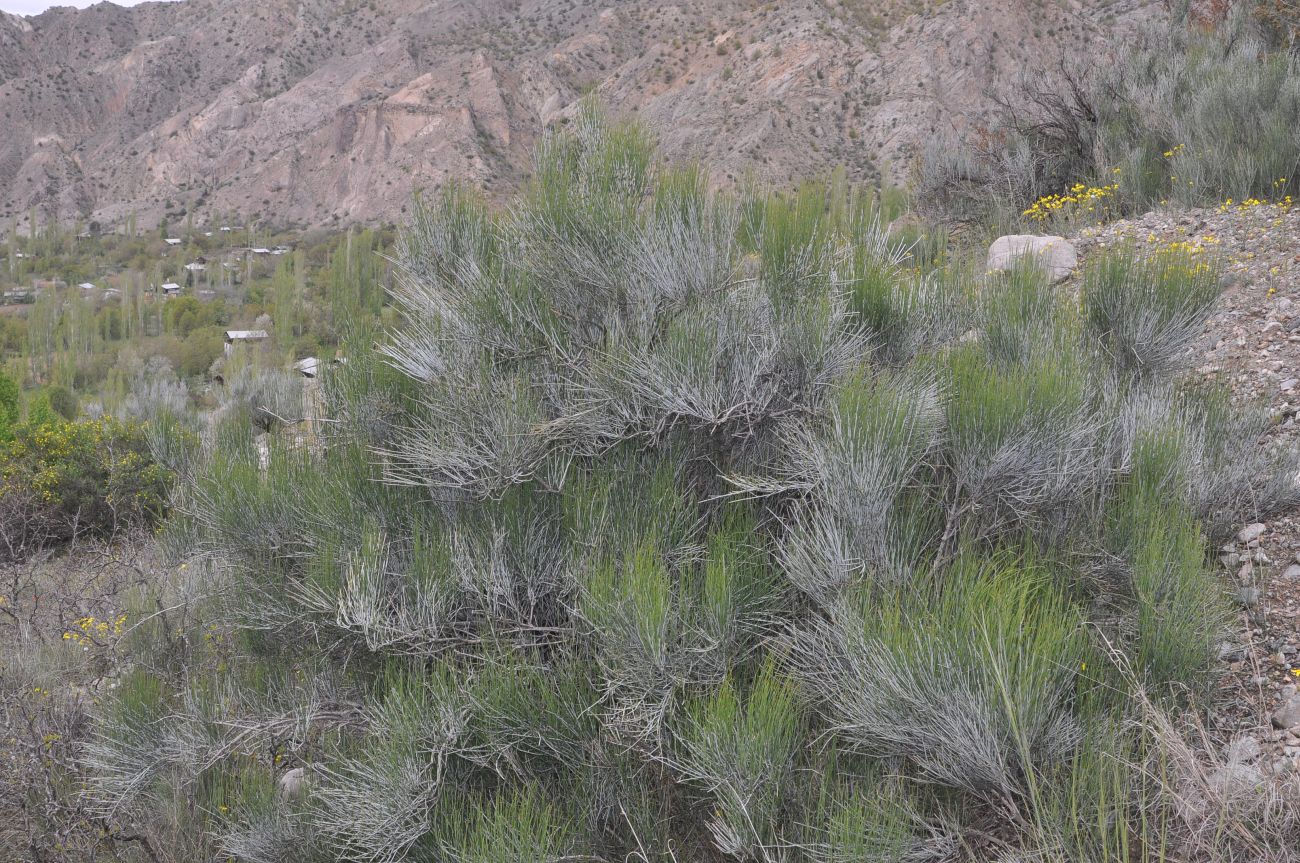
xmin=0 ymin=416 xmax=173 ymax=552
xmin=1156 ymin=247 xmax=1215 ymax=278
xmin=63 ymin=613 xmax=129 ymax=647
xmin=1217 ymin=184 xmax=1293 ymax=215
xmin=1023 ymin=181 xmax=1121 ymax=223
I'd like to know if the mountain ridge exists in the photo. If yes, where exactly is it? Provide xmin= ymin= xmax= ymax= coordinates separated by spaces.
xmin=0 ymin=0 xmax=1157 ymax=230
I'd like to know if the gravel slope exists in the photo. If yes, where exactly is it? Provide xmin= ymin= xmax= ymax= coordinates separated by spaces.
xmin=1078 ymin=203 xmax=1300 ymax=774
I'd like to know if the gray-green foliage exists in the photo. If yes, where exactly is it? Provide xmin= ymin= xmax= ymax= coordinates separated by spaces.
xmin=219 ymin=363 xmax=304 ymax=433
xmin=1082 ymin=246 xmax=1221 ymax=380
xmin=793 ymin=559 xmax=1087 ymax=806
xmin=678 ymin=660 xmax=800 ymax=860
xmin=921 ymin=8 xmax=1300 ymax=220
xmin=1095 ymin=10 xmax=1300 ymax=212
xmin=85 ymin=109 xmax=1300 ymax=863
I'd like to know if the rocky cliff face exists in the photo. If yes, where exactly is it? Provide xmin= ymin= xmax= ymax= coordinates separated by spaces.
xmin=0 ymin=0 xmax=1156 ymax=229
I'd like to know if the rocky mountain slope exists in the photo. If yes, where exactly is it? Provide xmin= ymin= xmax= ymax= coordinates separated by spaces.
xmin=0 ymin=0 xmax=1156 ymax=230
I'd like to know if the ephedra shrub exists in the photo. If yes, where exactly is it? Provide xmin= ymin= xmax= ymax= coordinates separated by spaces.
xmin=84 ymin=108 xmax=1300 ymax=863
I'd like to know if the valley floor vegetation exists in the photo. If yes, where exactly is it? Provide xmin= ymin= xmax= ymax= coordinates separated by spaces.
xmin=15 ymin=104 xmax=1296 ymax=863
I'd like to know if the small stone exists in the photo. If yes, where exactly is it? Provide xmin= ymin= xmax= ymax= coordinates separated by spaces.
xmin=1219 ymin=272 xmax=1245 ymax=291
xmin=1238 ymin=523 xmax=1267 ymax=543
xmin=1219 ymin=641 xmax=1246 ymax=660
xmin=1237 ymin=586 xmax=1261 ymax=608
xmin=1253 ymin=550 xmax=1271 ymax=564
xmin=1273 ymin=694 xmax=1300 ymax=730
xmin=1282 ymin=564 xmax=1300 ymax=581
xmin=1220 ymin=552 xmax=1240 ymax=568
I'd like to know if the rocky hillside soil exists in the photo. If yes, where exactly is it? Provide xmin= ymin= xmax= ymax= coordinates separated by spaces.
xmin=0 ymin=0 xmax=1156 ymax=230
xmin=1076 ymin=203 xmax=1300 ymax=774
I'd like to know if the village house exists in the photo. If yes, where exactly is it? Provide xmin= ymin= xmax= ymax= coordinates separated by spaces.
xmin=164 ymin=238 xmax=183 ymax=246
xmin=293 ymin=357 xmax=320 ymax=378
xmin=224 ymin=329 xmax=270 ymax=356
xmin=161 ymin=282 xmax=182 ymax=296
xmin=294 ymin=354 xmax=347 ymax=378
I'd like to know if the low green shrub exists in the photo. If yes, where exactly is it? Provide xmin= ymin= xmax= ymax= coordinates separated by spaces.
xmin=1083 ymin=245 xmax=1221 ymax=380
xmin=793 ymin=556 xmax=1090 ymax=806
xmin=678 ymin=660 xmax=801 ymax=858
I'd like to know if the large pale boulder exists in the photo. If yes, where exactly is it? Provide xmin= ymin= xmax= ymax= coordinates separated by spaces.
xmin=987 ymin=235 xmax=1078 ymax=284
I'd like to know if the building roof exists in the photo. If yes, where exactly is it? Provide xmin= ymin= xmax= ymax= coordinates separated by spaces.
xmin=184 ymin=262 xmax=206 ymax=271
xmin=225 ymin=330 xmax=270 ymax=341
xmin=78 ymin=282 xmax=96 ymax=290
xmin=161 ymin=282 xmax=182 ymax=291
xmin=164 ymin=238 xmax=182 ymax=245
xmin=293 ymin=357 xmax=320 ymax=377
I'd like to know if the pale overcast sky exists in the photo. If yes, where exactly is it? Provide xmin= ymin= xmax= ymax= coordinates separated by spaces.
xmin=0 ymin=1 xmax=163 ymax=14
